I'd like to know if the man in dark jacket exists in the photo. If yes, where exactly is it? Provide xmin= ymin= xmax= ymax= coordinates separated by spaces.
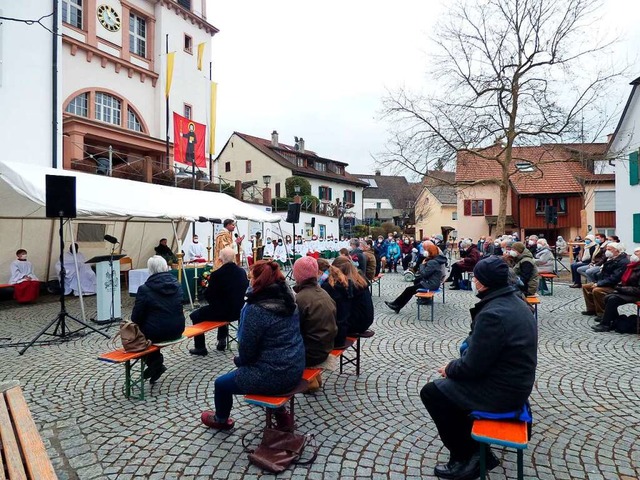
xmin=189 ymin=247 xmax=249 ymax=355
xmin=349 ymin=238 xmax=367 ymax=275
xmin=132 ymin=255 xmax=185 ymax=384
xmin=582 ymin=242 xmax=630 ymax=320
xmin=447 ymin=239 xmax=481 ymax=290
xmin=421 ymin=256 xmax=537 ymax=480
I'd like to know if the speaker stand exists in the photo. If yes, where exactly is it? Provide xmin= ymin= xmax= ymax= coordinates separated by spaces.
xmin=11 ymin=216 xmax=110 ymax=354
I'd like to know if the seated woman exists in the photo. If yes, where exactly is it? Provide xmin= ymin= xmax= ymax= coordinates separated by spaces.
xmin=385 ymin=242 xmax=447 ymax=313
xmin=317 ymin=258 xmax=350 ymax=348
xmin=131 ymin=256 xmax=185 ymax=384
xmin=593 ymin=246 xmax=640 ymax=332
xmin=293 ymin=256 xmax=337 ymax=391
xmin=510 ymin=242 xmax=540 ymax=296
xmin=332 ymin=256 xmax=374 ymax=335
xmin=201 ymin=260 xmax=305 ymax=430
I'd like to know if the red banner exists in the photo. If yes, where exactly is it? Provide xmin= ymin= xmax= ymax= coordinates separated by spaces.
xmin=173 ymin=112 xmax=206 ymax=167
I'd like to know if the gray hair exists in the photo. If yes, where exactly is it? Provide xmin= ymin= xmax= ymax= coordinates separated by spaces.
xmin=219 ymin=247 xmax=236 ymax=264
xmin=460 ymin=239 xmax=472 ymax=248
xmin=148 ymin=255 xmax=169 ymax=275
xmin=537 ymin=238 xmax=548 ymax=247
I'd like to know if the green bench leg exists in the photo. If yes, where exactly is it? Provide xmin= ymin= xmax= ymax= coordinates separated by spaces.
xmin=125 ymin=358 xmax=146 ymax=400
xmin=517 ymin=448 xmax=524 ymax=480
xmin=479 ymin=443 xmax=487 ymax=479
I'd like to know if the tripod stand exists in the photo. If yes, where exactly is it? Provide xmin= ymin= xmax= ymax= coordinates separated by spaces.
xmin=16 ymin=216 xmax=109 ymax=355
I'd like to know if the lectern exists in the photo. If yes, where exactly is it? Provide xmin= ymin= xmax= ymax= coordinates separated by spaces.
xmin=86 ymin=254 xmax=125 ymax=324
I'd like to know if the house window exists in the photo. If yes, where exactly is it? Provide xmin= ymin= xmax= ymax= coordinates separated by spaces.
xmin=62 ymin=0 xmax=83 ymax=29
xmin=95 ymin=92 xmax=121 ymax=126
xmin=594 ymin=191 xmax=615 ymax=211
xmin=177 ymin=0 xmax=191 ymax=9
xmin=335 ymin=165 xmax=344 ymax=175
xmin=184 ymin=104 xmax=192 ymax=119
xmin=224 ymin=162 xmax=231 ymax=173
xmin=535 ymin=198 xmax=567 ymax=215
xmin=343 ymin=190 xmax=356 ymax=204
xmin=515 ymin=161 xmax=535 ymax=172
xmin=463 ymin=199 xmax=492 ymax=216
xmin=184 ymin=34 xmax=193 ymax=54
xmin=127 ymin=108 xmax=142 ymax=132
xmin=297 ymin=158 xmax=304 ymax=167
xmin=245 ymin=160 xmax=252 ymax=173
xmin=598 ymin=227 xmax=616 ymax=237
xmin=319 ymin=186 xmax=332 ymax=201
xmin=65 ymin=93 xmax=88 ymax=117
xmin=376 ymin=202 xmax=381 ymax=209
xmin=275 ymin=183 xmax=281 ymax=197
xmin=129 ymin=13 xmax=147 ymax=57
xmin=315 ymin=161 xmax=326 ymax=172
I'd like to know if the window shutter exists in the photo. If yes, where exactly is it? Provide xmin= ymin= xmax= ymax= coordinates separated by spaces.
xmin=634 ymin=213 xmax=640 ymax=243
xmin=328 ymin=187 xmax=333 ymax=201
xmin=630 ymin=151 xmax=639 ymax=186
xmin=352 ymin=191 xmax=356 ymax=204
xmin=319 ymin=186 xmax=324 ymax=199
xmin=485 ymin=199 xmax=492 ymax=216
xmin=463 ymin=200 xmax=471 ymax=216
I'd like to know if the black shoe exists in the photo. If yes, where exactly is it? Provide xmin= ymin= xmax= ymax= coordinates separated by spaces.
xmin=591 ymin=324 xmax=611 ymax=332
xmin=593 ymin=317 xmax=603 ymax=323
xmin=581 ymin=310 xmax=596 ymax=316
xmin=449 ymin=285 xmax=460 ymax=290
xmin=384 ymin=301 xmax=401 ymax=314
xmin=569 ymin=284 xmax=582 ymax=288
xmin=189 ymin=347 xmax=208 ymax=356
xmin=216 ymin=341 xmax=227 ymax=351
xmin=434 ymin=451 xmax=495 ymax=480
xmin=149 ymin=365 xmax=167 ymax=385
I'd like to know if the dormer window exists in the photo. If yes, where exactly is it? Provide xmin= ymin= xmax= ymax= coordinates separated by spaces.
xmin=315 ymin=161 xmax=326 ymax=172
xmin=297 ymin=158 xmax=304 ymax=167
xmin=515 ymin=161 xmax=535 ymax=172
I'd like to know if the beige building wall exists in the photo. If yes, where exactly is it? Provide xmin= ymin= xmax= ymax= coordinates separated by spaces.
xmin=414 ymin=188 xmax=457 ymax=240
xmin=584 ymin=181 xmax=615 ymax=234
xmin=456 ymin=184 xmax=512 ymax=240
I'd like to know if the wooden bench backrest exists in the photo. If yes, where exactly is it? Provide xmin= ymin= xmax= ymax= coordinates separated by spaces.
xmin=0 ymin=386 xmax=57 ymax=480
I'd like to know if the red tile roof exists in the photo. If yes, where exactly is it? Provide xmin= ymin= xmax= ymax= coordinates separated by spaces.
xmin=456 ymin=143 xmax=608 ymax=195
xmin=234 ymin=132 xmax=368 ymax=187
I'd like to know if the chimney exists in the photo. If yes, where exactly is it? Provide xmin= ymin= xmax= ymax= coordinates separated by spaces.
xmin=298 ymin=137 xmax=305 ymax=153
xmin=271 ymin=130 xmax=279 ymax=147
xmin=375 ymin=169 xmax=381 ymax=176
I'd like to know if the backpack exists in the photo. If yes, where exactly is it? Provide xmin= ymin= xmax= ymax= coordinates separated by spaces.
xmin=614 ymin=314 xmax=638 ymax=334
xmin=118 ymin=320 xmax=151 ymax=352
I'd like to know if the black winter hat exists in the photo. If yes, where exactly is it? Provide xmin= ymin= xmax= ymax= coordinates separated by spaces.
xmin=473 ymin=256 xmax=509 ymax=289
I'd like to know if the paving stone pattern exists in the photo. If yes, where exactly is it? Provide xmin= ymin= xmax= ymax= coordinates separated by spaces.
xmin=1 ymin=275 xmax=639 ymax=479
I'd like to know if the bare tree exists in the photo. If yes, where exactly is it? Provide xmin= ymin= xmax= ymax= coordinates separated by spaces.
xmin=381 ymin=0 xmax=624 ymax=234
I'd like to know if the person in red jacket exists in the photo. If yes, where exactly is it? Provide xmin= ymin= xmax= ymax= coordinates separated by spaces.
xmin=446 ymin=239 xmax=481 ymax=290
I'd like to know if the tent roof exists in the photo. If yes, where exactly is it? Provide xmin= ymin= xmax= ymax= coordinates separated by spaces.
xmin=0 ymin=161 xmax=280 ymax=223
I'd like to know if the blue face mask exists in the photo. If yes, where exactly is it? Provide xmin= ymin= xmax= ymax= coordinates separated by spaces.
xmin=595 ymin=239 xmax=601 ymax=244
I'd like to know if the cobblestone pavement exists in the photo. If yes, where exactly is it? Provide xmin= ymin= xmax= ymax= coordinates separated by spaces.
xmin=1 ymin=274 xmax=639 ymax=479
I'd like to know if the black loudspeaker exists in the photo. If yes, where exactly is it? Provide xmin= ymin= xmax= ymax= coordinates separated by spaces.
xmin=544 ymin=205 xmax=558 ymax=225
xmin=286 ymin=202 xmax=301 ymax=223
xmin=311 ymin=217 xmax=316 ymax=228
xmin=46 ymin=175 xmax=77 ymax=218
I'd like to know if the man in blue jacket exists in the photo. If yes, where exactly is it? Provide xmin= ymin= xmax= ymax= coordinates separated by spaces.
xmin=420 ymin=256 xmax=537 ymax=479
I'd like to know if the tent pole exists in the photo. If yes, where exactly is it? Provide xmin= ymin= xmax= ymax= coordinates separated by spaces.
xmin=119 ymin=217 xmax=133 ymax=255
xmin=171 ymin=220 xmax=194 ymax=309
xmin=45 ymin=218 xmax=56 ymax=282
xmin=67 ymin=220 xmax=87 ymax=322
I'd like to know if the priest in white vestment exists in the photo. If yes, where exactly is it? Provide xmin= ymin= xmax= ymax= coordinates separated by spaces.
xmin=56 ymin=244 xmax=97 ymax=296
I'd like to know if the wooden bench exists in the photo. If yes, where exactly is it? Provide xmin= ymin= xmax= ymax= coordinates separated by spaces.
xmin=539 ymin=272 xmax=558 ymax=295
xmin=330 ymin=330 xmax=374 ymax=376
xmin=0 ymin=382 xmax=57 ymax=480
xmin=98 ymin=321 xmax=229 ymax=400
xmin=525 ymin=296 xmax=540 ymax=321
xmin=244 ymin=368 xmax=322 ymax=429
xmin=471 ymin=418 xmax=529 ymax=480
xmin=415 ymin=284 xmax=446 ymax=322
xmin=369 ymin=274 xmax=384 ymax=297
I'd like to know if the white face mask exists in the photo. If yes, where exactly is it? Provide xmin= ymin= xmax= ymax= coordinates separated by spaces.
xmin=528 ymin=240 xmax=535 ymax=246
xmin=605 ymin=250 xmax=614 ymax=258
xmin=471 ymin=279 xmax=479 ymax=295
xmin=630 ymin=254 xmax=639 ymax=263
xmin=509 ymin=250 xmax=519 ymax=257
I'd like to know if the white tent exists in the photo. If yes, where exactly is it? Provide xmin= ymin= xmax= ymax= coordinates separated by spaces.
xmin=0 ymin=161 xmax=279 ymax=281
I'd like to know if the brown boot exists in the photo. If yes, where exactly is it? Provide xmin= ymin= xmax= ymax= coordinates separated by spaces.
xmin=305 ymin=373 xmax=322 ymax=393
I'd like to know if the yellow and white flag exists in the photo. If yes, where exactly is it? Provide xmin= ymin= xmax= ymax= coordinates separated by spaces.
xmin=197 ymin=42 xmax=206 ymax=71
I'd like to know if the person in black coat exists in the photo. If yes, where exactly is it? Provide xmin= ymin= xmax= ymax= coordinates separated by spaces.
xmin=131 ymin=255 xmax=185 ymax=384
xmin=189 ymin=247 xmax=249 ymax=354
xmin=420 ymin=256 xmax=537 ymax=480
xmin=332 ymin=256 xmax=374 ymax=335
xmin=318 ymin=258 xmax=351 ymax=348
xmin=581 ymin=242 xmax=630 ymax=319
xmin=385 ymin=242 xmax=447 ymax=313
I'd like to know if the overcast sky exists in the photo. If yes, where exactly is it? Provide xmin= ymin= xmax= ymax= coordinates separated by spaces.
xmin=206 ymin=0 xmax=640 ymax=176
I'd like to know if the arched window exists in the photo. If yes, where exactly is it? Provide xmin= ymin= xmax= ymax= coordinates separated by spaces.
xmin=127 ymin=108 xmax=142 ymax=132
xmin=95 ymin=92 xmax=122 ymax=126
xmin=65 ymin=93 xmax=88 ymax=117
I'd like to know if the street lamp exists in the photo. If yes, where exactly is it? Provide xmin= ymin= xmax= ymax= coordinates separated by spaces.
xmin=262 ymin=175 xmax=271 ymax=187
xmin=294 ymin=184 xmax=301 ymax=195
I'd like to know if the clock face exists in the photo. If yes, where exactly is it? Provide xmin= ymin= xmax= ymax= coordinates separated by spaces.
xmin=97 ymin=4 xmax=121 ymax=32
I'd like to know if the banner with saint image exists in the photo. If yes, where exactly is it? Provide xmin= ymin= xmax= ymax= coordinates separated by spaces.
xmin=173 ymin=112 xmax=206 ymax=167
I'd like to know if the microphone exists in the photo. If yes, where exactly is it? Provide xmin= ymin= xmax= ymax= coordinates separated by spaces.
xmin=104 ymin=235 xmax=119 ymax=244
xmin=234 ymin=233 xmax=238 ymax=238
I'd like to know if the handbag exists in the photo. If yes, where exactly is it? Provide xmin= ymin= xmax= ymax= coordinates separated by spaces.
xmin=118 ymin=320 xmax=151 ymax=352
xmin=244 ymin=428 xmax=317 ymax=473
